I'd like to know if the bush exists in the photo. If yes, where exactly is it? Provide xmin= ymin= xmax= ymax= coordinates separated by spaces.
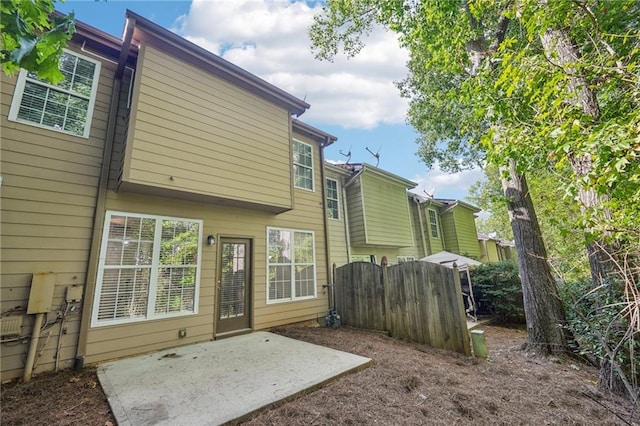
xmin=559 ymin=277 xmax=640 ymax=395
xmin=470 ymin=261 xmax=525 ymax=323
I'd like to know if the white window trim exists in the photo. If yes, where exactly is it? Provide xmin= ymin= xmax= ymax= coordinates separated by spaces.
xmin=428 ymin=208 xmax=440 ymax=239
xmin=266 ymin=227 xmax=317 ymax=304
xmin=293 ymin=139 xmax=314 ymax=191
xmin=8 ymin=48 xmax=101 ymax=139
xmin=326 ymin=178 xmax=340 ymax=220
xmin=91 ymin=211 xmax=203 ymax=327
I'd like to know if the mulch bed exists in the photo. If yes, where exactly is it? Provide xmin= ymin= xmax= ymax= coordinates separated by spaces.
xmin=1 ymin=324 xmax=637 ymax=425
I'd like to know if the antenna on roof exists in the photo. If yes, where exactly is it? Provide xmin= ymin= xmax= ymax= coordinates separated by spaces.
xmin=339 ymin=146 xmax=352 ymax=164
xmin=365 ymin=146 xmax=381 ymax=167
xmin=423 ymin=188 xmax=436 ymax=199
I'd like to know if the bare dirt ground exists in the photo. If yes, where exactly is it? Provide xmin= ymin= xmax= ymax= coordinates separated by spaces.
xmin=1 ymin=325 xmax=638 ymax=425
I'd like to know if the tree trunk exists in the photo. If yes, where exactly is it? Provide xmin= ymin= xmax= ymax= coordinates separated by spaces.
xmin=502 ymin=159 xmax=569 ymax=355
xmin=539 ymin=28 xmax=615 ymax=287
xmin=540 ymin=28 xmax=625 ymax=394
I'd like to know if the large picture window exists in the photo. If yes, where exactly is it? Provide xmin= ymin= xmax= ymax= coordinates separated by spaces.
xmin=92 ymin=212 xmax=202 ymax=327
xmin=8 ymin=50 xmax=101 ymax=138
xmin=267 ymin=228 xmax=316 ymax=303
xmin=326 ymin=178 xmax=339 ymax=220
xmin=293 ymin=140 xmax=314 ymax=190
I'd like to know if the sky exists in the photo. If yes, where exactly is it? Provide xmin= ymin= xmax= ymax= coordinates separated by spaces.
xmin=56 ymin=0 xmax=484 ymax=200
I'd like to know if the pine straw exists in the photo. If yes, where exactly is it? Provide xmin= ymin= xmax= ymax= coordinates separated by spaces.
xmin=1 ymin=325 xmax=637 ymax=425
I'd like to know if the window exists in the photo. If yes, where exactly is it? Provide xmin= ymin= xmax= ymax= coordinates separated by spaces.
xmin=8 ymin=50 xmax=101 ymax=138
xmin=397 ymin=256 xmax=415 ymax=263
xmin=293 ymin=140 xmax=314 ymax=190
xmin=267 ymin=228 xmax=316 ymax=303
xmin=428 ymin=209 xmax=440 ymax=238
xmin=326 ymin=178 xmax=339 ymax=220
xmin=92 ymin=212 xmax=202 ymax=327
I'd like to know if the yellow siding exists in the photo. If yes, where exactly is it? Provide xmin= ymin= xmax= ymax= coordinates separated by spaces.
xmin=83 ymin=133 xmax=328 ymax=365
xmin=425 ymin=207 xmax=444 ymax=254
xmin=360 ymin=173 xmax=413 ymax=247
xmin=0 ymin=45 xmax=116 ymax=381
xmin=325 ymin=168 xmax=350 ymax=268
xmin=122 ymin=45 xmax=293 ymax=211
xmin=453 ymin=207 xmax=481 ymax=259
xmin=479 ymin=239 xmax=500 ymax=263
xmin=440 ymin=210 xmax=459 ymax=254
xmin=345 ymin=177 xmax=367 ymax=246
xmin=398 ymin=197 xmax=423 ymax=259
xmin=350 ymin=247 xmax=401 ymax=264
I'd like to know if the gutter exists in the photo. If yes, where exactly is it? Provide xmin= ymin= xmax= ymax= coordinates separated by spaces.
xmin=75 ymin=17 xmax=136 ymax=367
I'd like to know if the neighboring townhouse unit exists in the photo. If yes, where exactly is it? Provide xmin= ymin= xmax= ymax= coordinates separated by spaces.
xmin=324 ymin=163 xmax=419 ymax=267
xmin=324 ymin=163 xmax=484 ymax=268
xmin=1 ymin=11 xmax=336 ymax=381
xmin=478 ymin=233 xmax=516 ymax=263
xmin=433 ymin=199 xmax=482 ymax=260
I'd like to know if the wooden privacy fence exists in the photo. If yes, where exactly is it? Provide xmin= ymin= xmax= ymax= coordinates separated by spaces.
xmin=334 ymin=260 xmax=471 ymax=356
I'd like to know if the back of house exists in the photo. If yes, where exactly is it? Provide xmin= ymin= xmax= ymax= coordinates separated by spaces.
xmin=1 ymin=11 xmax=336 ymax=381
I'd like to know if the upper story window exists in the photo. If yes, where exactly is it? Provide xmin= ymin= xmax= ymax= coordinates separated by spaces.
xmin=326 ymin=178 xmax=339 ymax=220
xmin=8 ymin=50 xmax=101 ymax=138
xmin=293 ymin=139 xmax=314 ymax=190
xmin=267 ymin=227 xmax=316 ymax=303
xmin=92 ymin=211 xmax=202 ymax=327
xmin=428 ymin=209 xmax=440 ymax=239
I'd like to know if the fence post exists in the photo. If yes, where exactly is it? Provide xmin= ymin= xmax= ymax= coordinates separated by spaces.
xmin=381 ymin=256 xmax=391 ymax=334
xmin=452 ymin=263 xmax=472 ymax=356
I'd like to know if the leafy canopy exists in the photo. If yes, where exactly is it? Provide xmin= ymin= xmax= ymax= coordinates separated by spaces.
xmin=1 ymin=0 xmax=75 ymax=83
xmin=310 ymin=0 xmax=640 ymax=242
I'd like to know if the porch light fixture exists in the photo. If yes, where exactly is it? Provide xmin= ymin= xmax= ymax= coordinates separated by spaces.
xmin=207 ymin=235 xmax=216 ymax=246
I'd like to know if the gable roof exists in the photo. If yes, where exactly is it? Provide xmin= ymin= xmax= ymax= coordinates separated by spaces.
xmin=125 ymin=10 xmax=310 ymax=116
xmin=338 ymin=163 xmax=417 ymax=189
xmin=293 ymin=119 xmax=337 ymax=147
xmin=435 ymin=198 xmax=481 ymax=214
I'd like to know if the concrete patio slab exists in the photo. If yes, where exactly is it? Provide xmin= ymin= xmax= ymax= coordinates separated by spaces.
xmin=97 ymin=331 xmax=371 ymax=426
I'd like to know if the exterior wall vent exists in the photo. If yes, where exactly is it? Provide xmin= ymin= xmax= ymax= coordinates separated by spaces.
xmin=1 ymin=316 xmax=24 ymax=337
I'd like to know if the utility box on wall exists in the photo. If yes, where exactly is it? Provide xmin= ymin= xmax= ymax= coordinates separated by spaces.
xmin=27 ymin=273 xmax=56 ymax=314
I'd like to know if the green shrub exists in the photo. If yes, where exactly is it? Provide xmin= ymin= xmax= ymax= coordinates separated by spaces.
xmin=559 ymin=278 xmax=640 ymax=395
xmin=470 ymin=261 xmax=525 ymax=323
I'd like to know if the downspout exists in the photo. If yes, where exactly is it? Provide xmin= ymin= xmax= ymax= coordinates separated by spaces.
xmin=75 ymin=19 xmax=136 ymax=368
xmin=341 ymin=181 xmax=352 ymax=263
xmin=319 ymin=141 xmax=333 ymax=309
xmin=414 ymin=196 xmax=428 ymax=257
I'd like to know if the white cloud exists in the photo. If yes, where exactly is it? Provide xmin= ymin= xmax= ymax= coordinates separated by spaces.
xmin=174 ymin=0 xmax=410 ymax=129
xmin=409 ymin=166 xmax=484 ymax=201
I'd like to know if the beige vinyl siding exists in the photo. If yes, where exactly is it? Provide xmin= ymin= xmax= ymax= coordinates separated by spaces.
xmin=121 ymin=45 xmax=293 ymax=211
xmin=0 ymin=45 xmax=116 ymax=381
xmin=108 ymin=68 xmax=134 ymax=189
xmin=324 ymin=168 xmax=350 ymax=268
xmin=359 ymin=173 xmax=413 ymax=247
xmin=453 ymin=207 xmax=481 ymax=259
xmin=84 ymin=133 xmax=328 ymax=364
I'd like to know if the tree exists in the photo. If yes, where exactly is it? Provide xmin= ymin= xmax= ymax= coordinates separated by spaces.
xmin=310 ymin=0 xmax=639 ymax=395
xmin=1 ymin=0 xmax=75 ymax=83
xmin=310 ymin=0 xmax=571 ymax=356
xmin=469 ymin=165 xmax=590 ymax=282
